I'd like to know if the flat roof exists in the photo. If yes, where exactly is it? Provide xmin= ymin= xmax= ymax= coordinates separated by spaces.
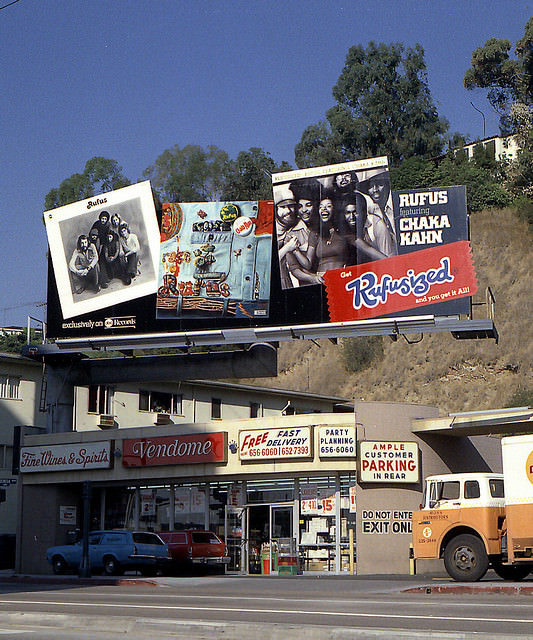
xmin=412 ymin=406 xmax=533 ymax=437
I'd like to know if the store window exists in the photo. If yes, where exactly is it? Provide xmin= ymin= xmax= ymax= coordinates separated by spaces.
xmin=88 ymin=385 xmax=114 ymax=414
xmin=0 ymin=375 xmax=20 ymax=400
xmin=0 ymin=445 xmax=11 ymax=470
xmin=250 ymin=402 xmax=260 ymax=418
xmin=139 ymin=390 xmax=182 ymax=414
xmin=211 ymin=398 xmax=221 ymax=419
xmin=298 ymin=475 xmax=356 ymax=573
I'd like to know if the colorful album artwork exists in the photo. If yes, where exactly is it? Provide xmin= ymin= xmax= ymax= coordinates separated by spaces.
xmin=156 ymin=201 xmax=273 ymax=319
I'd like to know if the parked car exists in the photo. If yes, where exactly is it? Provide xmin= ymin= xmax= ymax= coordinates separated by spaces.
xmin=46 ymin=530 xmax=170 ymax=576
xmin=158 ymin=530 xmax=229 ymax=572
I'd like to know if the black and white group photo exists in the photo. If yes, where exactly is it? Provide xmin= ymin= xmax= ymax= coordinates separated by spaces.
xmin=67 ymin=208 xmax=142 ymax=296
xmin=45 ymin=181 xmax=160 ymax=319
xmin=273 ymin=160 xmax=398 ymax=289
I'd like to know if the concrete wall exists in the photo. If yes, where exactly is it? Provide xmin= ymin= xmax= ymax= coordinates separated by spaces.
xmin=19 ymin=483 xmax=80 ymax=574
xmin=74 ymin=381 xmax=347 ymax=432
xmin=0 ymin=355 xmax=46 ymax=535
xmin=354 ymin=401 xmax=502 ymax=576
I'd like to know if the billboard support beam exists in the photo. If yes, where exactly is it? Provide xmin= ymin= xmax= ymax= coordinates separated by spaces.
xmin=46 ymin=315 xmax=497 ymax=354
xmin=23 ymin=343 xmax=278 ymax=433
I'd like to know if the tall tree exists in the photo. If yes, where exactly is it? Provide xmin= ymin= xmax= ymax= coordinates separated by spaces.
xmin=143 ymin=144 xmax=231 ymax=203
xmin=44 ymin=157 xmax=130 ymax=209
xmin=465 ymin=18 xmax=533 ymax=197
xmin=221 ymin=147 xmax=292 ymax=201
xmin=464 ymin=17 xmax=533 ymax=132
xmin=295 ymin=42 xmax=448 ymax=168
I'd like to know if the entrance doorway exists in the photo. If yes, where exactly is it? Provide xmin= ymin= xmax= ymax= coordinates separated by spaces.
xmin=224 ymin=506 xmax=246 ymax=573
xmin=226 ymin=503 xmax=294 ymax=574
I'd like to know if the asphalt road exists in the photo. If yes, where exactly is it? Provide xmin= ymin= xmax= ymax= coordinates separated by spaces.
xmin=0 ymin=574 xmax=533 ymax=639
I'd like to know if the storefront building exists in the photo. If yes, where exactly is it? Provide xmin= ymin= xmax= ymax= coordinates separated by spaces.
xmin=18 ymin=413 xmax=357 ymax=575
xmin=17 ymin=402 xmax=503 ymax=576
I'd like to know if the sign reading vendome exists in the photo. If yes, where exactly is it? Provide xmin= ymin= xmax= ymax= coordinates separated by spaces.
xmin=122 ymin=432 xmax=227 ymax=467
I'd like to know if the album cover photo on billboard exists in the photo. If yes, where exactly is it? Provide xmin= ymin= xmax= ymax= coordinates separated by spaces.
xmin=271 ymin=156 xmax=395 ymax=290
xmin=44 ymin=181 xmax=160 ymax=319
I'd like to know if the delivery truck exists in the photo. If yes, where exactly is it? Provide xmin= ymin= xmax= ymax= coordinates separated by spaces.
xmin=412 ymin=434 xmax=533 ymax=581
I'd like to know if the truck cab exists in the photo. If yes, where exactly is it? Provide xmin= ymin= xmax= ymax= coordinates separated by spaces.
xmin=412 ymin=473 xmax=509 ymax=581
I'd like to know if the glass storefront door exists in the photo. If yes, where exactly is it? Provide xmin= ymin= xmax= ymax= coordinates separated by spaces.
xmin=271 ymin=505 xmax=293 ymax=572
xmin=224 ymin=506 xmax=247 ymax=573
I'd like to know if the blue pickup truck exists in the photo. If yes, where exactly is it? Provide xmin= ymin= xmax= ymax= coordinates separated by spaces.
xmin=46 ymin=530 xmax=170 ymax=576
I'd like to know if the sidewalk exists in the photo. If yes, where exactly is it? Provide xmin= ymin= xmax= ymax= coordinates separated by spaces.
xmin=1 ymin=568 xmax=533 ymax=594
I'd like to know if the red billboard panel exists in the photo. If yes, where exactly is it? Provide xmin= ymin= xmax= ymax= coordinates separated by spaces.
xmin=325 ymin=241 xmax=477 ymax=322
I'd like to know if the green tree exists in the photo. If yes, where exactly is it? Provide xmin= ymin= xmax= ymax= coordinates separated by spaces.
xmin=464 ymin=18 xmax=533 ymax=131
xmin=296 ymin=42 xmax=448 ymax=168
xmin=392 ymin=153 xmax=511 ymax=212
xmin=0 ymin=330 xmax=43 ymax=354
xmin=294 ymin=121 xmax=344 ymax=169
xmin=464 ymin=18 xmax=533 ymax=204
xmin=143 ymin=144 xmax=231 ymax=203
xmin=44 ymin=157 xmax=130 ymax=209
xmin=221 ymin=147 xmax=292 ymax=201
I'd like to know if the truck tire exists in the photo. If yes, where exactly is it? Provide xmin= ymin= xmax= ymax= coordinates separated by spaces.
xmin=103 ymin=556 xmax=122 ymax=576
xmin=492 ymin=561 xmax=531 ymax=581
xmin=52 ymin=555 xmax=66 ymax=575
xmin=444 ymin=534 xmax=488 ymax=582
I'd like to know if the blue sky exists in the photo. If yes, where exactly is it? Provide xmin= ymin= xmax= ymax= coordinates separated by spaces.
xmin=1 ymin=0 xmax=531 ymax=327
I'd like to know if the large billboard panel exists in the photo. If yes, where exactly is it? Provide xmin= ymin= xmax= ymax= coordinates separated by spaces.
xmin=156 ymin=201 xmax=273 ymax=319
xmin=44 ymin=163 xmax=478 ymax=341
xmin=44 ymin=181 xmax=160 ymax=319
xmin=272 ymin=157 xmax=396 ymax=289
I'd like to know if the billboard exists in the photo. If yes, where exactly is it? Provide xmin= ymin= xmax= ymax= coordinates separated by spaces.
xmin=44 ymin=160 xmax=478 ymax=341
xmin=156 ymin=201 xmax=273 ymax=319
xmin=272 ymin=157 xmax=396 ymax=289
xmin=44 ymin=181 xmax=160 ymax=319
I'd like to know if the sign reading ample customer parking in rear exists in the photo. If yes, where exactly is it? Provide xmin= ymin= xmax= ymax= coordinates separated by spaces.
xmin=239 ymin=427 xmax=312 ymax=460
xmin=358 ymin=441 xmax=419 ymax=483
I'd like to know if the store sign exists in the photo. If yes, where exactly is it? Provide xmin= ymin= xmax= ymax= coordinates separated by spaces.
xmin=300 ymin=484 xmax=336 ymax=515
xmin=174 ymin=487 xmax=205 ymax=514
xmin=59 ymin=506 xmax=77 ymax=525
xmin=20 ymin=442 xmax=111 ymax=473
xmin=361 ymin=509 xmax=413 ymax=535
xmin=141 ymin=489 xmax=156 ymax=516
xmin=318 ymin=426 xmax=356 ymax=458
xmin=122 ymin=432 xmax=227 ymax=467
xmin=358 ymin=441 xmax=419 ymax=483
xmin=349 ymin=485 xmax=357 ymax=513
xmin=239 ymin=427 xmax=312 ymax=460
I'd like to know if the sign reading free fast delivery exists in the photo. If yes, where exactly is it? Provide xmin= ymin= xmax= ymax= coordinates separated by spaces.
xmin=239 ymin=427 xmax=312 ymax=460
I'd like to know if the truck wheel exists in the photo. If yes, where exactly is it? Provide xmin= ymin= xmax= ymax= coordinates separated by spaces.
xmin=103 ymin=556 xmax=122 ymax=576
xmin=444 ymin=534 xmax=488 ymax=582
xmin=52 ymin=555 xmax=66 ymax=575
xmin=492 ymin=561 xmax=531 ymax=581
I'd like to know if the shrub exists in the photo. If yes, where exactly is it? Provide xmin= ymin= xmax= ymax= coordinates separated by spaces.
xmin=339 ymin=337 xmax=384 ymax=373
xmin=506 ymin=387 xmax=533 ymax=408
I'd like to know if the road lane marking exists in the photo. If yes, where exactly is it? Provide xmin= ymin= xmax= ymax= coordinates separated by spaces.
xmin=5 ymin=592 xmax=533 ymax=610
xmin=0 ymin=600 xmax=531 ymax=625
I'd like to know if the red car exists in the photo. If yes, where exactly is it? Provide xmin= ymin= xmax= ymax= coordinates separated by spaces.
xmin=158 ymin=530 xmax=229 ymax=572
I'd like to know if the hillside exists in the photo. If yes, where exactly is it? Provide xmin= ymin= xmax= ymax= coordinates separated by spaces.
xmin=240 ymin=208 xmax=533 ymax=414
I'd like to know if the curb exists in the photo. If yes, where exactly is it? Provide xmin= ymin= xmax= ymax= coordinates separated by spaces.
xmin=404 ymin=583 xmax=533 ymax=595
xmin=0 ymin=574 xmax=158 ymax=587
xmin=0 ymin=611 xmax=526 ymax=640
